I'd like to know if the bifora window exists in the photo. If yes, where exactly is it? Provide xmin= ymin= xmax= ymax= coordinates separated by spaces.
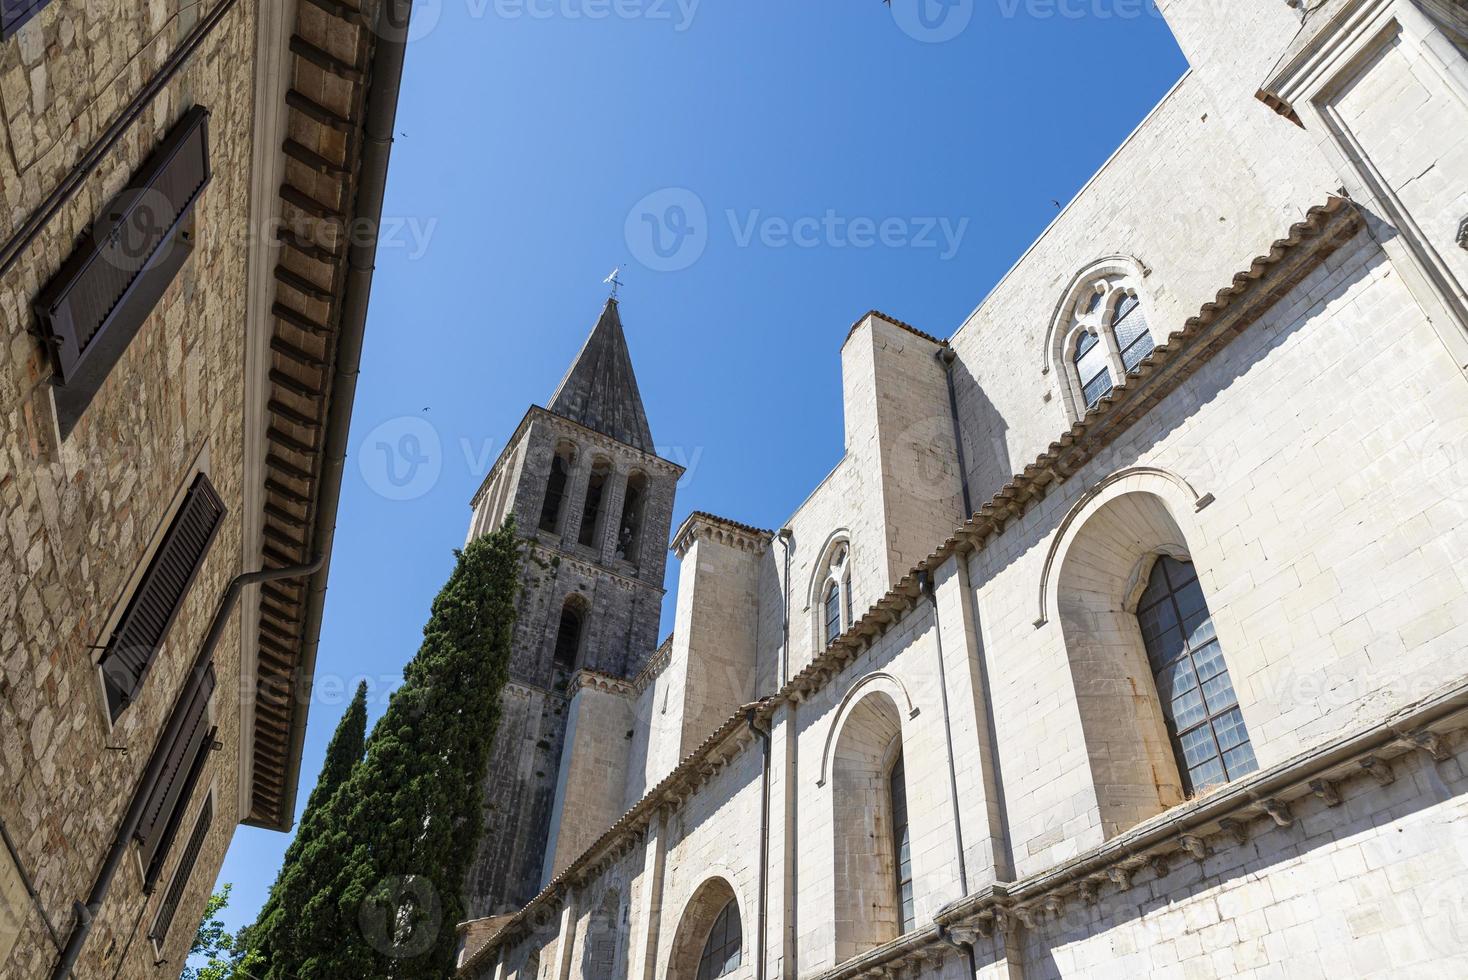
xmin=1073 ymin=329 xmax=1113 ymax=408
xmin=1112 ymin=294 xmax=1155 ymax=373
xmin=696 ymin=899 xmax=742 ymax=980
xmin=1137 ymin=556 xmax=1258 ymax=794
xmin=890 ymin=753 xmax=914 ymax=933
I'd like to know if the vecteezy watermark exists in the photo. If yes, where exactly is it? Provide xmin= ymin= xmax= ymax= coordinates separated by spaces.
xmin=626 ymin=187 xmax=709 ymax=272
xmin=358 ymin=416 xmax=443 ymax=501
xmin=487 ymin=0 xmax=701 ymax=30
xmin=626 ymin=188 xmax=969 ymax=271
xmin=727 ymin=210 xmax=968 ymax=259
xmin=994 ymin=0 xmax=1162 ymax=18
xmin=891 ymin=0 xmax=974 ymax=43
xmin=359 ymin=875 xmax=443 ymax=959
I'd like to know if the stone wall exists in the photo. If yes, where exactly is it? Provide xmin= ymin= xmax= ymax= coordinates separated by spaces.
xmin=0 ymin=2 xmax=262 ymax=977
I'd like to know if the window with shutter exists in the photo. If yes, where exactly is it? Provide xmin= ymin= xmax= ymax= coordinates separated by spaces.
xmin=136 ymin=662 xmax=217 ymax=890
xmin=0 ymin=0 xmax=50 ymax=39
xmin=148 ymin=794 xmax=213 ymax=952
xmin=32 ymin=105 xmax=211 ymax=437
xmin=100 ymin=473 xmax=225 ymax=720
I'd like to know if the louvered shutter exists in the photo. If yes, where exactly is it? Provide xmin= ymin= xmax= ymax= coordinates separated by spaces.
xmin=0 ymin=0 xmax=50 ymax=39
xmin=148 ymin=795 xmax=213 ymax=947
xmin=136 ymin=662 xmax=216 ymax=888
xmin=33 ymin=106 xmax=211 ymax=437
xmin=101 ymin=473 xmax=225 ymax=719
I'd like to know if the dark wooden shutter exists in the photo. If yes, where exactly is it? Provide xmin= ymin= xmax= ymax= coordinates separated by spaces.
xmin=148 ymin=794 xmax=213 ymax=948
xmin=0 ymin=0 xmax=50 ymax=39
xmin=33 ymin=105 xmax=211 ymax=436
xmin=101 ymin=473 xmax=225 ymax=719
xmin=137 ymin=662 xmax=216 ymax=889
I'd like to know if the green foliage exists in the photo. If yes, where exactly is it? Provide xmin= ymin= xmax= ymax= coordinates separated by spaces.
xmin=238 ymin=678 xmax=370 ymax=971
xmin=184 ymin=885 xmax=238 ymax=980
xmin=248 ymin=523 xmax=522 ymax=979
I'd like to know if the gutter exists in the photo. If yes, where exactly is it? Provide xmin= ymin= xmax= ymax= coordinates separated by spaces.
xmin=251 ymin=0 xmax=413 ymax=832
xmin=51 ymin=559 xmax=323 ymax=980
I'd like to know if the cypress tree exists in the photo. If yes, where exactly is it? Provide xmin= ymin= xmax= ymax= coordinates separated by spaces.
xmin=252 ymin=522 xmax=522 ymax=979
xmin=237 ymin=680 xmax=368 ymax=970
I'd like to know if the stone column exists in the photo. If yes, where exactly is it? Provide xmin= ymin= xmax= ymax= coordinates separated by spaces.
xmin=599 ymin=463 xmax=630 ymax=566
xmin=552 ymin=887 xmax=581 ymax=980
xmin=764 ymin=700 xmax=799 ymax=979
xmin=559 ymin=453 xmax=593 ymax=546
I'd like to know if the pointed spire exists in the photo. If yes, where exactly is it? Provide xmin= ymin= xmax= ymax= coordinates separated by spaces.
xmin=547 ymin=298 xmax=655 ymax=453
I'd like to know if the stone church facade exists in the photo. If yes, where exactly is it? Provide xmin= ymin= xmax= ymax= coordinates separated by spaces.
xmin=457 ymin=2 xmax=1468 ymax=978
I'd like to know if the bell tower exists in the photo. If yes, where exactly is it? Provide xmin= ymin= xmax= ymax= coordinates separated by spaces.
xmin=463 ymin=298 xmax=682 ymax=915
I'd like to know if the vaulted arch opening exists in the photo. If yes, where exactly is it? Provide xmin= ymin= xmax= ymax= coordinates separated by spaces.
xmin=1055 ymin=489 xmax=1256 ymax=838
xmin=667 ymin=877 xmax=744 ymax=980
xmin=830 ymin=689 xmax=908 ymax=962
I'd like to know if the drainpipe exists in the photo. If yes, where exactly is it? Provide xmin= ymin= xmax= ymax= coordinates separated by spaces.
xmin=917 ymin=569 xmax=968 ymax=896
xmin=937 ymin=348 xmax=974 ymax=518
xmin=775 ymin=529 xmax=793 ymax=687
xmin=50 ymin=558 xmax=324 ymax=980
xmin=748 ymin=708 xmax=772 ymax=980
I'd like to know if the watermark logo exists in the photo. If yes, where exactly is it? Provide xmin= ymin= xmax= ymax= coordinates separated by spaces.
xmin=626 ymin=187 xmax=708 ymax=272
xmin=367 ymin=0 xmax=445 ymax=43
xmin=94 ymin=186 xmax=179 ymax=273
xmin=358 ymin=416 xmax=443 ymax=501
xmin=891 ymin=0 xmax=974 ymax=43
xmin=359 ymin=875 xmax=443 ymax=959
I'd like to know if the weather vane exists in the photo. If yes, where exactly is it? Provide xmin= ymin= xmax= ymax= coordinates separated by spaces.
xmin=603 ymin=266 xmax=623 ymax=299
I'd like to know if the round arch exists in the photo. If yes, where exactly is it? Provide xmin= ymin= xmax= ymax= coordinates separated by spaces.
xmin=816 ymin=671 xmax=920 ymax=788
xmin=1036 ymin=466 xmax=1213 ymax=629
xmin=665 ymin=876 xmax=745 ymax=980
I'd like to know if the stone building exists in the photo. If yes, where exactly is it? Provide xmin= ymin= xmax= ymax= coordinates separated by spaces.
xmin=456 ymin=1 xmax=1468 ymax=978
xmin=0 ymin=1 xmax=408 ymax=977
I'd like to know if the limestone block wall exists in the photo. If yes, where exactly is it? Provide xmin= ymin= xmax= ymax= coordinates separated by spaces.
xmin=944 ymin=70 xmax=1339 ymax=498
xmin=666 ymin=523 xmax=764 ymax=762
xmin=468 ymin=684 xmax=571 ymax=916
xmin=542 ymin=677 xmax=635 ymax=883
xmin=998 ymin=748 xmax=1468 ymax=980
xmin=0 ymin=3 xmax=261 ymax=976
xmin=790 ymin=602 xmax=968 ymax=975
xmin=968 ymin=229 xmax=1468 ymax=879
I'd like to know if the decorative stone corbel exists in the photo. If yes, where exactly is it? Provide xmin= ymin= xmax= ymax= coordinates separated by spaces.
xmin=1260 ymin=798 xmax=1294 ymax=828
xmin=1079 ymin=877 xmax=1103 ymax=904
xmin=1013 ymin=906 xmax=1038 ymax=928
xmin=1309 ymin=778 xmax=1342 ymax=807
xmin=1179 ymin=835 xmax=1207 ymax=860
xmin=1458 ymin=215 xmax=1468 ymax=251
xmin=1148 ymin=854 xmax=1170 ymax=879
xmin=1044 ymin=895 xmax=1064 ymax=918
xmin=1218 ymin=817 xmax=1250 ymax=846
xmin=1403 ymin=729 xmax=1451 ymax=762
xmin=1359 ymin=755 xmax=1395 ymax=786
xmin=1106 ymin=866 xmax=1131 ymax=889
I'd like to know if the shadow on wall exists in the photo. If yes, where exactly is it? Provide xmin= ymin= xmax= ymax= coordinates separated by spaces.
xmin=948 ymin=353 xmax=1011 ymax=511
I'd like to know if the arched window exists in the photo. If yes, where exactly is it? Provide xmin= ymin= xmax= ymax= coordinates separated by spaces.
xmin=824 ymin=583 xmax=842 ymax=649
xmin=1073 ymin=329 xmax=1113 ymax=408
xmin=1136 ymin=556 xmax=1257 ymax=793
xmin=831 ymin=690 xmax=907 ymax=961
xmin=552 ymin=600 xmax=584 ymax=682
xmin=815 ymin=540 xmax=854 ymax=647
xmin=616 ymin=472 xmax=648 ymax=564
xmin=1048 ymin=261 xmax=1155 ymax=419
xmin=1112 ymin=293 xmax=1154 ymax=373
xmin=539 ymin=443 xmax=575 ymax=533
xmin=578 ymin=458 xmax=611 ymax=548
xmin=695 ymin=900 xmax=742 ymax=980
xmin=889 ymin=753 xmax=914 ymax=933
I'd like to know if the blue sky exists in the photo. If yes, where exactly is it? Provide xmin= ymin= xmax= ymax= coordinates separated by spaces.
xmin=208 ymin=0 xmax=1187 ymax=949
